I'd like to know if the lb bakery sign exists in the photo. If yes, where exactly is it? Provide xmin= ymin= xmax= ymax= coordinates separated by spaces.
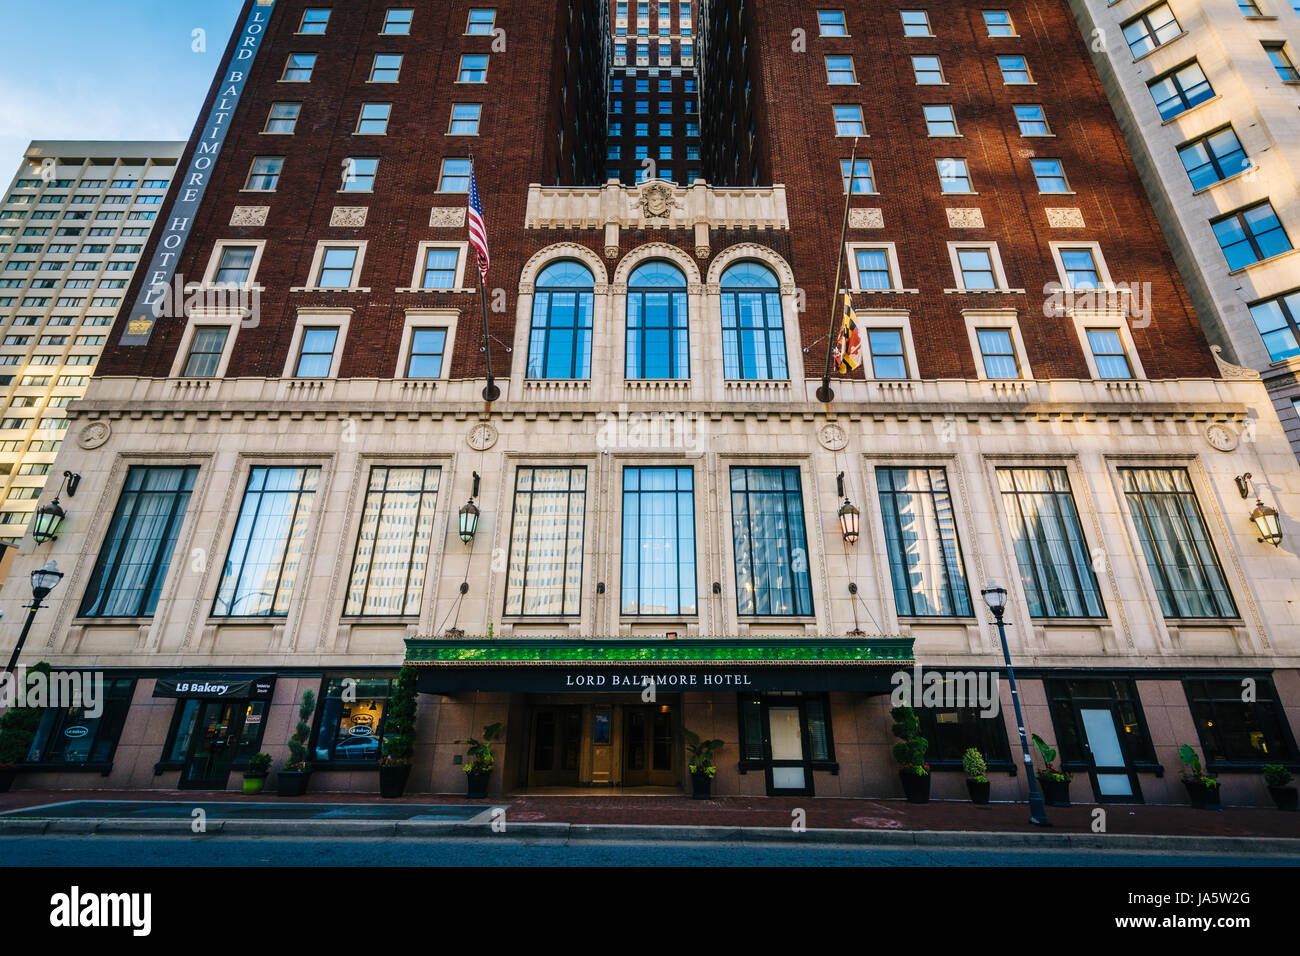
xmin=119 ymin=0 xmax=277 ymax=347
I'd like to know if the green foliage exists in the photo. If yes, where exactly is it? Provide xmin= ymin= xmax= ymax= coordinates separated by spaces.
xmin=0 ymin=662 xmax=51 ymax=766
xmin=1263 ymin=764 xmax=1294 ymax=788
xmin=1179 ymin=744 xmax=1217 ymax=787
xmin=245 ymin=752 xmax=272 ymax=777
xmin=683 ymin=727 xmax=724 ymax=776
xmin=283 ymin=688 xmax=315 ymax=772
xmin=456 ymin=721 xmax=504 ymax=775
xmin=380 ymin=666 xmax=418 ymax=766
xmin=1031 ymin=733 xmax=1072 ymax=783
xmin=962 ymin=747 xmax=988 ymax=783
xmin=890 ymin=706 xmax=929 ymax=776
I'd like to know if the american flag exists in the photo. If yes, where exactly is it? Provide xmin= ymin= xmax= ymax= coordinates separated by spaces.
xmin=467 ymin=166 xmax=490 ymax=281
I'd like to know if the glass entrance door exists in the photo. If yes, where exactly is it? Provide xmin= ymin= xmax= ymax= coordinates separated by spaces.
xmin=767 ymin=705 xmax=809 ymax=795
xmin=180 ymin=701 xmax=240 ymax=790
xmin=528 ymin=706 xmax=582 ymax=787
xmin=1080 ymin=706 xmax=1140 ymax=802
xmin=623 ymin=705 xmax=677 ymax=787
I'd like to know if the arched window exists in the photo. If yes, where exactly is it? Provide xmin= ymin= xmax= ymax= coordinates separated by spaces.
xmin=720 ymin=262 xmax=788 ymax=380
xmin=527 ymin=260 xmax=594 ymax=379
xmin=626 ymin=260 xmax=689 ymax=379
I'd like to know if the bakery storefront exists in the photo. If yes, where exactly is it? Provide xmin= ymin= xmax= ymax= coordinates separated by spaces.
xmin=153 ymin=673 xmax=276 ymax=790
xmin=405 ymin=636 xmax=913 ymax=796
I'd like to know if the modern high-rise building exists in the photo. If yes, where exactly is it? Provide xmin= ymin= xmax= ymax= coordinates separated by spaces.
xmin=1068 ymin=0 xmax=1300 ymax=457
xmin=1 ymin=1 xmax=1297 ymax=807
xmin=0 ymin=141 xmax=182 ymax=558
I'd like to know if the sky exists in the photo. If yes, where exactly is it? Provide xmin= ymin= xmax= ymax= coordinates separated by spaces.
xmin=0 ymin=0 xmax=245 ymax=175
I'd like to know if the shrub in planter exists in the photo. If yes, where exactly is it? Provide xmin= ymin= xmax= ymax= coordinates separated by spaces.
xmin=1178 ymin=744 xmax=1220 ymax=810
xmin=1263 ymin=764 xmax=1297 ymax=812
xmin=963 ymin=747 xmax=991 ymax=805
xmin=378 ymin=666 xmax=417 ymax=799
xmin=456 ymin=722 xmax=504 ymax=798
xmin=1031 ymin=734 xmax=1072 ymax=807
xmin=0 ymin=661 xmax=50 ymax=793
xmin=276 ymin=689 xmax=315 ymax=797
xmin=684 ymin=728 xmax=724 ymax=799
xmin=243 ymin=752 xmax=272 ymax=795
xmin=891 ymin=706 xmax=930 ymax=804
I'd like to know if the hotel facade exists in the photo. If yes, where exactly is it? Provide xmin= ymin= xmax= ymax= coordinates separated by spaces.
xmin=0 ymin=0 xmax=1297 ymax=806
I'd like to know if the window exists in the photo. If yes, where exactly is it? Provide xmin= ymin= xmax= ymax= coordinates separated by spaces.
xmin=626 ymin=260 xmax=689 ymax=379
xmin=976 ymin=329 xmax=1019 ymax=378
xmin=527 ymin=260 xmax=595 ymax=379
xmin=840 ymin=158 xmax=874 ymax=193
xmin=1031 ymin=158 xmax=1070 ymax=193
xmin=459 ymin=54 xmax=488 ymax=82
xmin=405 ymin=328 xmax=447 ymax=377
xmin=1045 ymin=679 xmax=1157 ymax=780
xmin=1059 ymin=247 xmax=1101 ymax=288
xmin=1248 ymin=290 xmax=1300 ymax=361
xmin=833 ymin=105 xmax=865 ymax=136
xmin=1122 ymin=3 xmax=1181 ymax=58
xmin=339 ymin=157 xmax=378 ymax=192
xmin=720 ymin=262 xmax=788 ymax=380
xmin=264 ymin=102 xmax=301 ymax=134
xmin=356 ymin=103 xmax=391 ymax=134
xmin=916 ymin=705 xmax=1012 ymax=765
xmin=636 ymin=79 xmax=649 ymax=92
xmin=466 ymin=8 xmax=496 ymax=34
xmin=298 ymin=8 xmax=329 ymax=33
xmin=26 ymin=676 xmax=135 ymax=766
xmin=1184 ymin=678 xmax=1297 ymax=767
xmin=1118 ymin=468 xmax=1236 ymax=618
xmin=1264 ymin=43 xmax=1300 ymax=82
xmin=78 ymin=466 xmax=199 ymax=618
xmin=1178 ymin=127 xmax=1248 ymax=190
xmin=281 ymin=54 xmax=316 ymax=82
xmin=505 ymin=466 xmax=587 ymax=616
xmin=315 ymin=246 xmax=359 ymax=287
xmin=997 ymin=55 xmax=1032 ymax=83
xmin=913 ymin=55 xmax=944 ymax=84
xmin=900 ymin=10 xmax=932 ymax=36
xmin=345 ymin=466 xmax=441 ymax=616
xmin=369 ymin=53 xmax=403 ymax=82
xmin=212 ymin=245 xmax=256 ymax=286
xmin=659 ymin=146 xmax=672 ymax=160
xmin=817 ymin=10 xmax=847 ymax=35
xmin=313 ymin=676 xmax=398 ymax=763
xmin=182 ymin=327 xmax=230 ymax=377
xmin=997 ymin=468 xmax=1104 ymax=617
xmin=1148 ymin=62 xmax=1214 ymax=120
xmin=825 ymin=55 xmax=856 ymax=84
xmin=923 ymin=104 xmax=958 ymax=135
xmin=244 ymin=157 xmax=282 ymax=191
xmin=855 ymin=247 xmax=894 ymax=289
xmin=622 ymin=467 xmax=696 ymax=615
xmin=983 ymin=10 xmax=1014 ymax=35
xmin=868 ymin=330 xmax=908 ymax=378
xmin=382 ymin=8 xmax=413 ymax=34
xmin=1211 ymin=202 xmax=1292 ymax=270
xmin=294 ymin=328 xmax=338 ymax=377
xmin=420 ymin=247 xmax=459 ymax=288
xmin=636 ymin=100 xmax=649 ymax=113
xmin=213 ymin=467 xmax=319 ymax=617
xmin=449 ymin=103 xmax=481 ymax=134
xmin=937 ymin=158 xmax=971 ymax=192
xmin=438 ymin=158 xmax=472 ymax=192
xmin=877 ymin=466 xmax=973 ymax=617
xmin=1086 ymin=329 xmax=1133 ymax=379
xmin=730 ymin=467 xmax=813 ymax=617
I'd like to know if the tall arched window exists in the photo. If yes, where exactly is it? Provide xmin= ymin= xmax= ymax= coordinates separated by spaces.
xmin=626 ymin=260 xmax=689 ymax=379
xmin=527 ymin=260 xmax=594 ymax=379
xmin=720 ymin=261 xmax=788 ymax=380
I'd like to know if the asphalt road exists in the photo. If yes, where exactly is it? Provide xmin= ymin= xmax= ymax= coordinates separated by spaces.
xmin=0 ymin=835 xmax=1296 ymax=867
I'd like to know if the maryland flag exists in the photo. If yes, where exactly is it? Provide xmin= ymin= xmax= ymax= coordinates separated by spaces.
xmin=833 ymin=292 xmax=863 ymax=374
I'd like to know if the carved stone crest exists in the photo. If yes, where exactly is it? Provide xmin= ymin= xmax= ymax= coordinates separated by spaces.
xmin=848 ymin=208 xmax=884 ymax=229
xmin=636 ymin=181 xmax=680 ymax=221
xmin=430 ymin=207 xmax=466 ymax=228
xmin=1045 ymin=207 xmax=1085 ymax=229
xmin=78 ymin=420 xmax=111 ymax=450
xmin=946 ymin=208 xmax=984 ymax=229
xmin=330 ymin=206 xmax=368 ymax=227
xmin=230 ymin=206 xmax=268 ymax=227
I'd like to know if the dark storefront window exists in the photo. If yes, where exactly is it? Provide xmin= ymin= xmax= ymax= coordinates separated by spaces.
xmin=916 ymin=705 xmax=1013 ymax=767
xmin=1045 ymin=678 xmax=1157 ymax=767
xmin=163 ymin=698 xmax=269 ymax=766
xmin=26 ymin=677 xmax=136 ymax=765
xmin=737 ymin=693 xmax=835 ymax=764
xmin=313 ymin=676 xmax=396 ymax=764
xmin=1184 ymin=677 xmax=1298 ymax=768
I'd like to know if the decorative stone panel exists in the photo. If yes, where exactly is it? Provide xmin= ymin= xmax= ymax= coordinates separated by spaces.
xmin=429 ymin=207 xmax=466 ymax=228
xmin=946 ymin=208 xmax=984 ymax=229
xmin=848 ymin=208 xmax=884 ymax=229
xmin=1046 ymin=207 xmax=1085 ymax=229
xmin=330 ymin=206 xmax=368 ymax=227
xmin=230 ymin=206 xmax=268 ymax=227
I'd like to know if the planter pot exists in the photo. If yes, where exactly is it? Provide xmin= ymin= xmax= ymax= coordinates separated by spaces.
xmin=1038 ymin=777 xmax=1071 ymax=807
xmin=1184 ymin=779 xmax=1221 ymax=810
xmin=966 ymin=778 xmax=991 ymax=805
xmin=899 ymin=770 xmax=931 ymax=804
xmin=242 ymin=774 xmax=266 ymax=796
xmin=379 ymin=763 xmax=412 ymax=799
xmin=0 ymin=767 xmax=16 ymax=793
xmin=691 ymin=771 xmax=714 ymax=800
xmin=466 ymin=770 xmax=490 ymax=798
xmin=276 ymin=769 xmax=311 ymax=797
xmin=1268 ymin=786 xmax=1298 ymax=812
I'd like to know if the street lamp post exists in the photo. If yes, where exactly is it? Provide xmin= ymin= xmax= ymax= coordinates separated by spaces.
xmin=981 ymin=581 xmax=1050 ymax=827
xmin=3 ymin=560 xmax=63 ymax=678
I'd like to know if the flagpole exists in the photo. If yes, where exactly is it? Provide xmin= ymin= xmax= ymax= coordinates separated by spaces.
xmin=816 ymin=136 xmax=858 ymax=405
xmin=468 ymin=149 xmax=500 ymax=403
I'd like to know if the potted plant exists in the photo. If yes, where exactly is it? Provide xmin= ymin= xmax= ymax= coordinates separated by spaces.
xmin=0 ymin=662 xmax=49 ymax=792
xmin=243 ymin=752 xmax=272 ymax=795
xmin=963 ymin=747 xmax=991 ymax=804
xmin=378 ymin=666 xmax=417 ymax=798
xmin=683 ymin=728 xmax=724 ymax=799
xmin=1263 ymin=765 xmax=1297 ymax=811
xmin=891 ymin=706 xmax=930 ymax=803
xmin=456 ymin=722 xmax=503 ymax=798
xmin=1179 ymin=744 xmax=1220 ymax=809
xmin=1031 ymin=734 xmax=1072 ymax=807
xmin=276 ymin=688 xmax=316 ymax=797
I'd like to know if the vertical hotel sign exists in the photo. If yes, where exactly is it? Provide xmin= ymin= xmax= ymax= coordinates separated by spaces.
xmin=119 ymin=0 xmax=277 ymax=346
